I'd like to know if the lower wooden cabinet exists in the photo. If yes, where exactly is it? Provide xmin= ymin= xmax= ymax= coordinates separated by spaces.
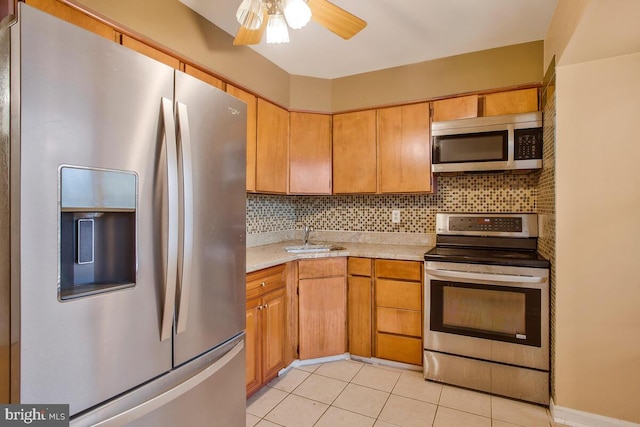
xmin=246 ymin=265 xmax=287 ymax=397
xmin=298 ymin=258 xmax=347 ymax=360
xmin=347 ymin=257 xmax=373 ymax=357
xmin=374 ymin=259 xmax=423 ymax=366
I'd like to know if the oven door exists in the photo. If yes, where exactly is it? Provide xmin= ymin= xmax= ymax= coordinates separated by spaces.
xmin=424 ymin=261 xmax=549 ymax=370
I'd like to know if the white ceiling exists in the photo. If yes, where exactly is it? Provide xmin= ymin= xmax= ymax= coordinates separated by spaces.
xmin=179 ymin=0 xmax=558 ymax=79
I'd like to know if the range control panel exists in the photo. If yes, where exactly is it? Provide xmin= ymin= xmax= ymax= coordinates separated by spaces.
xmin=514 ymin=128 xmax=543 ymax=160
xmin=449 ymin=216 xmax=523 ymax=233
xmin=436 ymin=213 xmax=538 ymax=237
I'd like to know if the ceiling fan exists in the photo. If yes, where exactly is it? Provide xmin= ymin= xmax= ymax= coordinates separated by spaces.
xmin=234 ymin=0 xmax=367 ymax=45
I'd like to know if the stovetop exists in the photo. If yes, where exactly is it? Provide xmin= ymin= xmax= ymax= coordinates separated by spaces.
xmin=426 ymin=213 xmax=550 ymax=269
xmin=424 ymin=246 xmax=550 ymax=269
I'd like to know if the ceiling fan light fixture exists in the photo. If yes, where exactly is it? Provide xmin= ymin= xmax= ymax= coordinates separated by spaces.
xmin=282 ymin=0 xmax=311 ymax=29
xmin=236 ymin=0 xmax=263 ymax=30
xmin=266 ymin=12 xmax=290 ymax=44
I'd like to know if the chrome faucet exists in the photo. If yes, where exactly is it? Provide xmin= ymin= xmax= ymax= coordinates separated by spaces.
xmin=303 ymin=225 xmax=314 ymax=246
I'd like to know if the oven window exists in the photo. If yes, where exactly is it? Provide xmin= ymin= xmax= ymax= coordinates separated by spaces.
xmin=433 ymin=130 xmax=508 ymax=163
xmin=430 ymin=281 xmax=541 ymax=347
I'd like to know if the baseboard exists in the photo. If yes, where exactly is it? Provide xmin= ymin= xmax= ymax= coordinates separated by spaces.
xmin=551 ymin=399 xmax=640 ymax=427
xmin=286 ymin=353 xmax=350 ymax=372
xmin=350 ymin=355 xmax=422 ymax=372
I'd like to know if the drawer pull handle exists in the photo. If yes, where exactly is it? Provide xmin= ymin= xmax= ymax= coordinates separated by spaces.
xmin=260 ymin=281 xmax=266 ymax=287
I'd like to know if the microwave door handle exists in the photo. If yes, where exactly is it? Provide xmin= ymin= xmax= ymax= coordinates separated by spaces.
xmin=160 ymin=97 xmax=179 ymax=342
xmin=507 ymin=124 xmax=515 ymax=165
xmin=426 ymin=268 xmax=545 ymax=284
xmin=175 ymin=102 xmax=194 ymax=334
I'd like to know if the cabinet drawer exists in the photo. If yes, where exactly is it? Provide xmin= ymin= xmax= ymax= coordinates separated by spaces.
xmin=375 ymin=259 xmax=421 ymax=282
xmin=376 ymin=307 xmax=421 ymax=337
xmin=246 ymin=265 xmax=285 ymax=298
xmin=298 ymin=257 xmax=346 ymax=279
xmin=376 ymin=279 xmax=421 ymax=311
xmin=348 ymin=257 xmax=372 ymax=277
xmin=376 ymin=333 xmax=422 ymax=366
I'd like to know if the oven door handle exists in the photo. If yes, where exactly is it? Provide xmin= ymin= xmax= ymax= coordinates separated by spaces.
xmin=426 ymin=268 xmax=545 ymax=284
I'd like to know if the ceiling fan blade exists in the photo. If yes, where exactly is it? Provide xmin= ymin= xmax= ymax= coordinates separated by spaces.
xmin=308 ymin=0 xmax=367 ymax=40
xmin=233 ymin=12 xmax=267 ymax=45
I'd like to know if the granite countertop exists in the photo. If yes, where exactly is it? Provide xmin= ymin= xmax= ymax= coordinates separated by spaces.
xmin=246 ymin=234 xmax=434 ymax=273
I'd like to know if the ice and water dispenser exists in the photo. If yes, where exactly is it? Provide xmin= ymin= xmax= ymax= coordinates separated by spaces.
xmin=59 ymin=166 xmax=137 ymax=300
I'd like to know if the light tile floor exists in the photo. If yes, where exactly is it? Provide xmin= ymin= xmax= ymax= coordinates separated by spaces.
xmin=246 ymin=359 xmax=560 ymax=427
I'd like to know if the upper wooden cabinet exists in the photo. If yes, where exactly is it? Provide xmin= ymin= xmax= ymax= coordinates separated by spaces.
xmin=26 ymin=0 xmax=117 ymax=41
xmin=432 ymin=95 xmax=479 ymax=122
xmin=256 ymin=99 xmax=289 ymax=194
xmin=332 ymin=110 xmax=377 ymax=194
xmin=484 ymin=88 xmax=538 ymax=116
xmin=121 ymin=35 xmax=181 ymax=70
xmin=377 ymin=102 xmax=432 ymax=193
xmin=226 ymin=85 xmax=258 ymax=192
xmin=289 ymin=112 xmax=332 ymax=195
xmin=184 ymin=65 xmax=224 ymax=90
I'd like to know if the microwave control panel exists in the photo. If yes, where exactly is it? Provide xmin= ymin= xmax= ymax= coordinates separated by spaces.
xmin=514 ymin=128 xmax=543 ymax=160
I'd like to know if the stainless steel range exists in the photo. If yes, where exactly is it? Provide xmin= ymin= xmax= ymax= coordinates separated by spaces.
xmin=424 ymin=213 xmax=550 ymax=405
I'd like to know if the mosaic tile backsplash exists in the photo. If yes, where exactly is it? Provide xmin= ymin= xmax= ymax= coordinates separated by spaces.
xmin=539 ymin=68 xmax=557 ymax=400
xmin=247 ymin=173 xmax=540 ymax=235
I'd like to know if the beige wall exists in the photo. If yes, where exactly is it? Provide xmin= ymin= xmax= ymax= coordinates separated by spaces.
xmin=547 ymin=1 xmax=640 ymax=423
xmin=555 ymin=51 xmax=640 ymax=424
xmin=331 ymin=41 xmax=544 ymax=112
xmin=71 ymin=0 xmax=542 ymax=112
xmin=289 ymin=75 xmax=332 ymax=112
xmin=542 ymin=0 xmax=588 ymax=70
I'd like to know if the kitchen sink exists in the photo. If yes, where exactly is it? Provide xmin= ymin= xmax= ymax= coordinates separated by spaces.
xmin=284 ymin=244 xmax=344 ymax=253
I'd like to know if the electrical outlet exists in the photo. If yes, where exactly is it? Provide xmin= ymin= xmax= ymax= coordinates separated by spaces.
xmin=392 ymin=210 xmax=401 ymax=223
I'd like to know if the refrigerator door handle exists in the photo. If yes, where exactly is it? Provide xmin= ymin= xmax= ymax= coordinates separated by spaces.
xmin=86 ymin=340 xmax=244 ymax=427
xmin=160 ymin=97 xmax=179 ymax=342
xmin=175 ymin=102 xmax=194 ymax=334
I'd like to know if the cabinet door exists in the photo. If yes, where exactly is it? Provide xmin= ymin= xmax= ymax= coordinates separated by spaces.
xmin=121 ymin=35 xmax=181 ymax=69
xmin=348 ymin=275 xmax=372 ymax=357
xmin=484 ymin=88 xmax=538 ymax=116
xmin=378 ymin=102 xmax=432 ymax=193
xmin=289 ymin=112 xmax=332 ymax=194
xmin=26 ymin=0 xmax=117 ymax=41
xmin=299 ymin=277 xmax=347 ymax=360
xmin=262 ymin=288 xmax=286 ymax=382
xmin=184 ymin=64 xmax=224 ymax=90
xmin=332 ymin=110 xmax=377 ymax=194
xmin=432 ymin=95 xmax=478 ymax=121
xmin=245 ymin=297 xmax=262 ymax=396
xmin=227 ymin=85 xmax=258 ymax=192
xmin=256 ymin=99 xmax=289 ymax=193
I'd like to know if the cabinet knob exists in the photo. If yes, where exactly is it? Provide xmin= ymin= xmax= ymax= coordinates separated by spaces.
xmin=260 ymin=281 xmax=266 ymax=287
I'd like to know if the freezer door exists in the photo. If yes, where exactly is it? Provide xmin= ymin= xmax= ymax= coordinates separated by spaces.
xmin=173 ymin=71 xmax=247 ymax=366
xmin=14 ymin=5 xmax=173 ymax=415
xmin=70 ymin=334 xmax=246 ymax=427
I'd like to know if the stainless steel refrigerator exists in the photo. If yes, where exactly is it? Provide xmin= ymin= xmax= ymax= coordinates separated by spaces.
xmin=0 ymin=4 xmax=246 ymax=426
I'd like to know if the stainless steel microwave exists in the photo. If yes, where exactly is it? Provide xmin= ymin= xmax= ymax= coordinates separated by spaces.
xmin=431 ymin=112 xmax=543 ymax=173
